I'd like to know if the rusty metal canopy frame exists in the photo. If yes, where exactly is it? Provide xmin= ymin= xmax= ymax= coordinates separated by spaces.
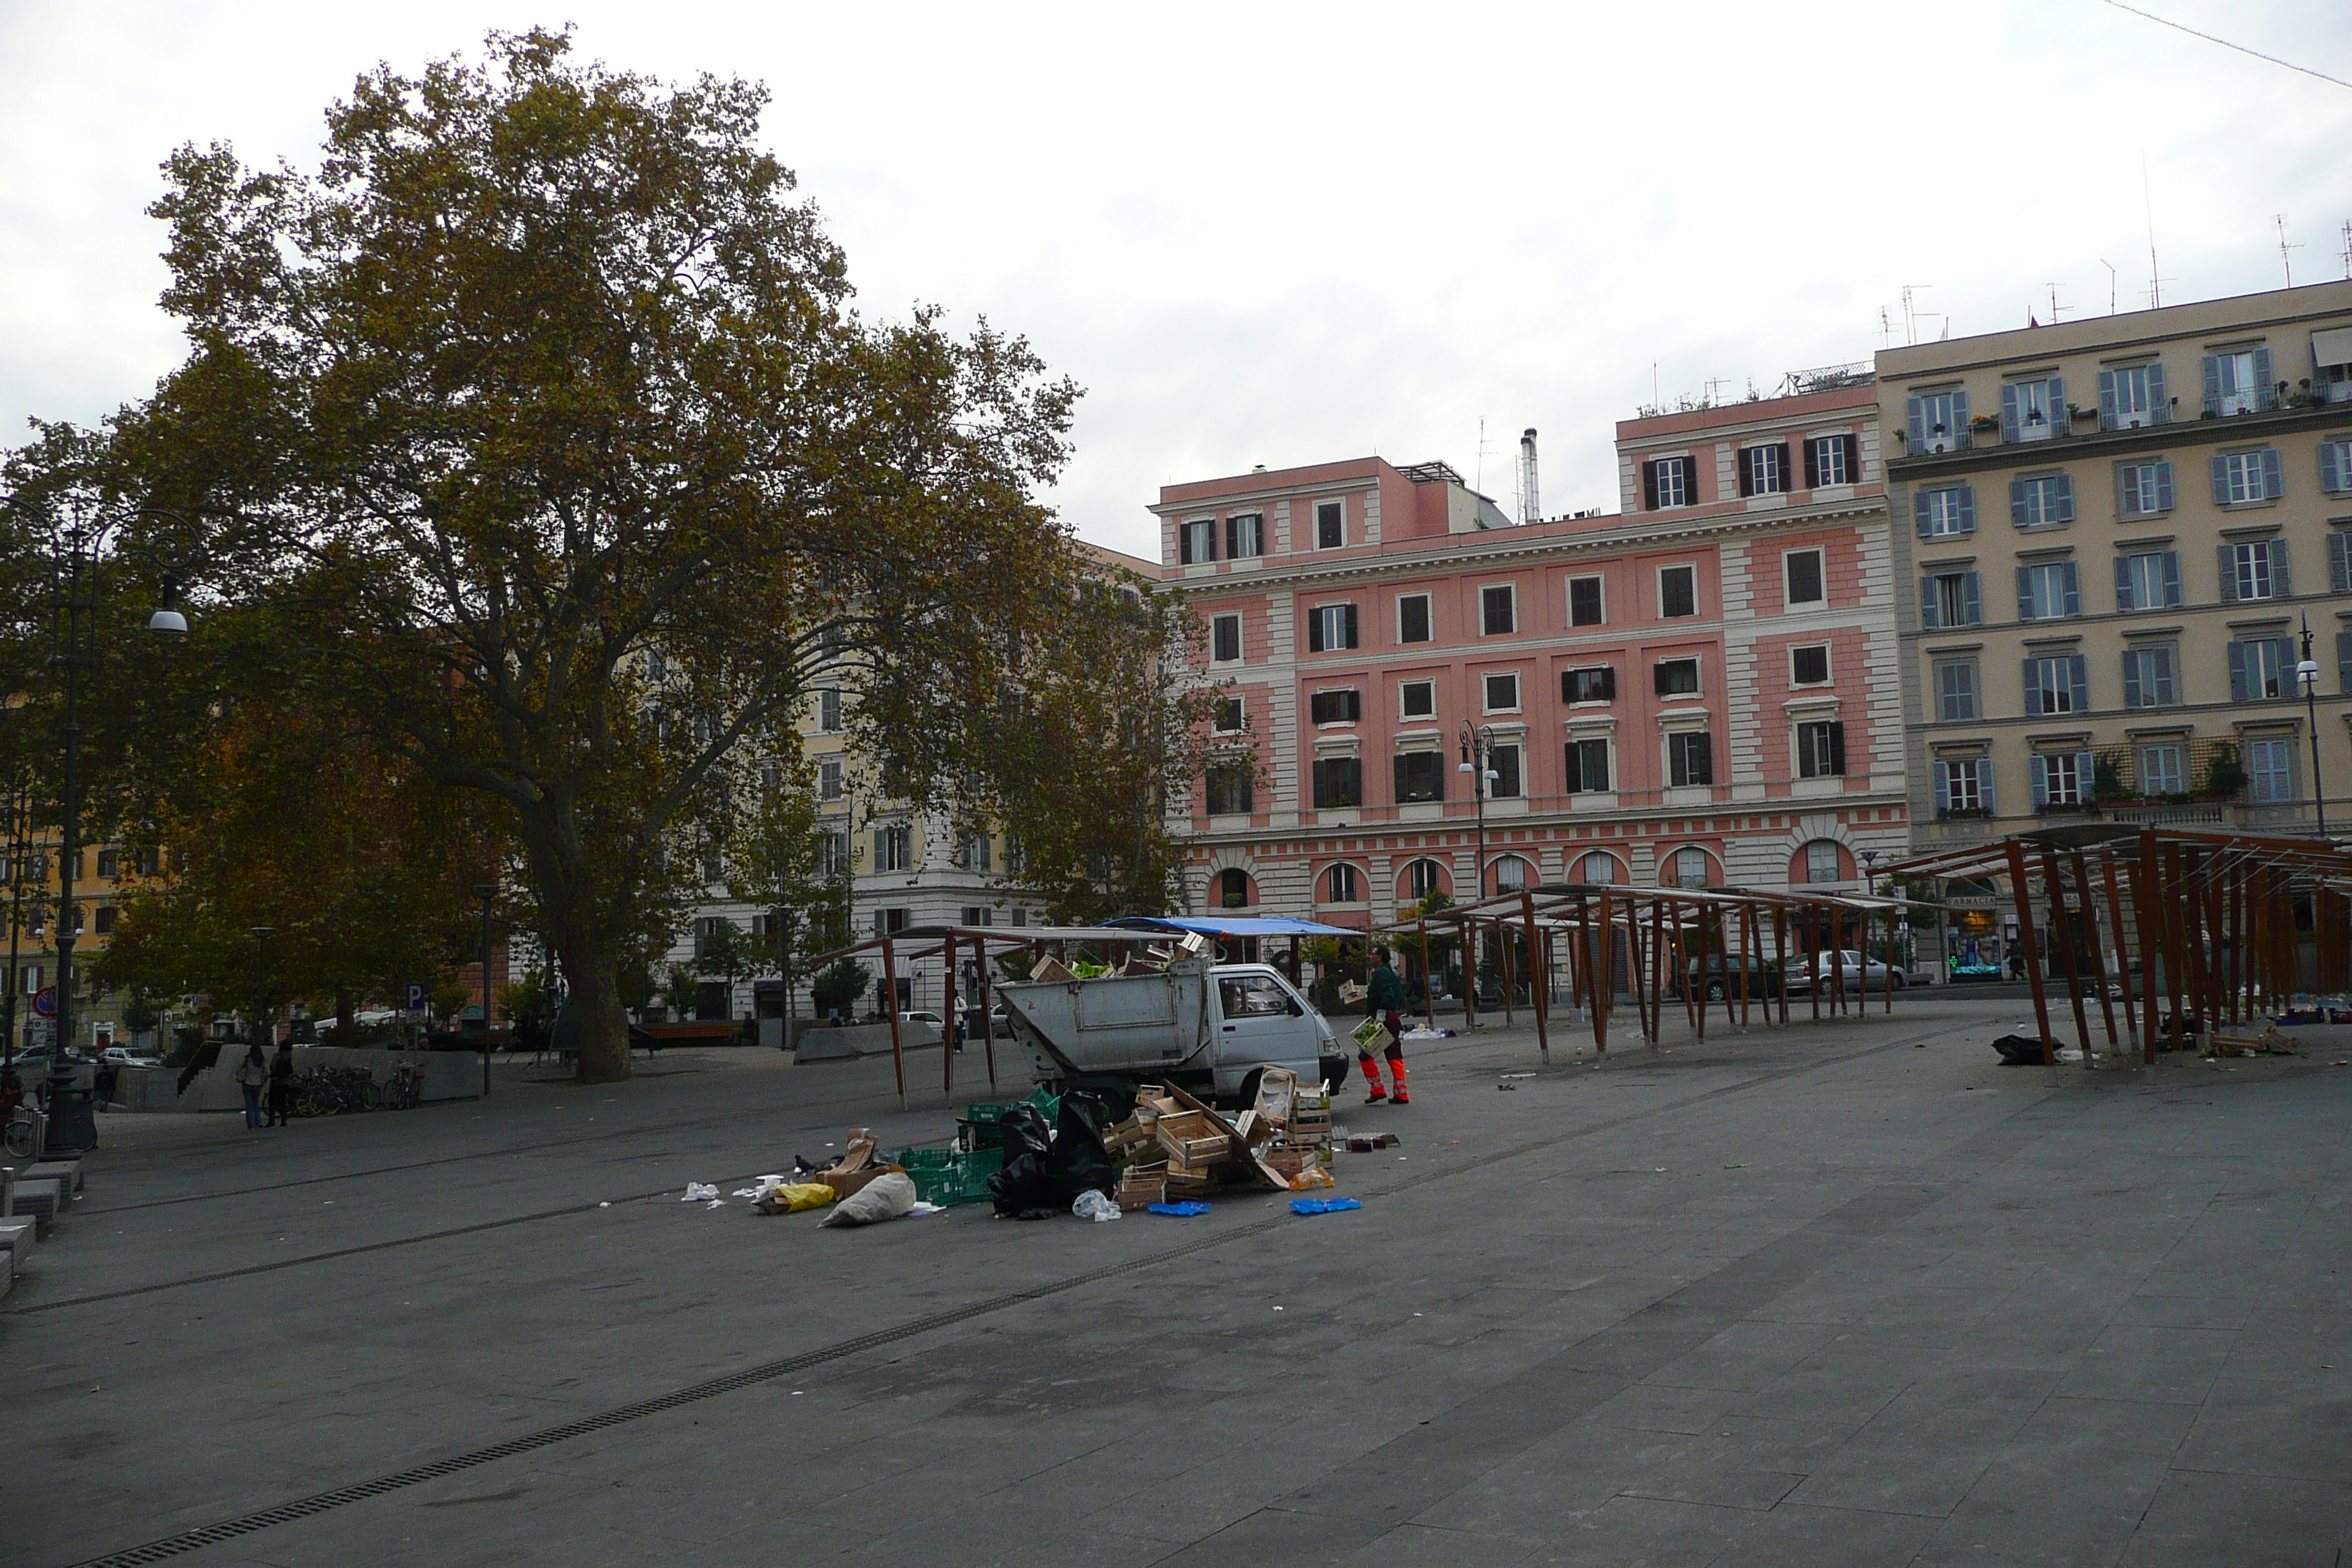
xmin=1385 ymin=881 xmax=1942 ymax=1066
xmin=1881 ymin=825 xmax=2352 ymax=1072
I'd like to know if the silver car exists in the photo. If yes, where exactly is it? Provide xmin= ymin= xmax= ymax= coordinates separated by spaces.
xmin=1782 ymin=951 xmax=1906 ymax=993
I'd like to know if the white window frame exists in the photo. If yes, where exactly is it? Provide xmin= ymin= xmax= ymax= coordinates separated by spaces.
xmin=2228 ymin=540 xmax=2275 ymax=600
xmin=2221 ymin=451 xmax=2269 ymax=505
xmin=1324 ymin=862 xmax=1362 ymax=904
xmin=1313 ymin=603 xmax=1357 ymax=651
xmin=2021 ymin=561 xmax=2073 ymax=620
xmin=1566 ymin=574 xmax=1605 ymax=627
xmin=1399 ymin=679 xmax=1436 ymax=720
xmin=1666 ymin=729 xmax=1714 ymax=787
xmin=2120 ymin=551 xmax=2174 ymax=610
xmin=1488 ymin=742 xmax=1523 ymax=799
xmin=2139 ymin=743 xmax=2185 ymax=796
xmin=1657 ymin=564 xmax=1699 ymax=619
xmin=2122 ymin=644 xmax=2176 ymax=708
xmin=1784 ymin=548 xmax=1826 ymax=608
xmin=2119 ymin=459 xmax=2171 ymax=518
xmin=1650 ymin=456 xmax=1692 ymax=509
xmin=1923 ymin=487 xmax=1971 ymax=538
xmin=2215 ymin=350 xmax=2260 ymax=416
xmin=1930 ymin=571 xmax=1975 ymax=627
xmin=1574 ymin=850 xmax=1621 ymax=884
xmin=2040 ymin=751 xmax=2085 ymax=807
xmin=817 ymin=687 xmax=843 ymax=733
xmin=1742 ymin=444 xmax=1787 ymax=496
xmin=1803 ymin=840 xmax=1842 ymax=883
xmin=1180 ymin=517 xmax=1217 ymax=564
xmin=1809 ymin=434 xmax=1852 ymax=487
xmin=1228 ymin=512 xmax=1264 ymax=558
xmin=1480 ymin=583 xmax=1518 ymax=636
xmin=1790 ymin=643 xmax=1831 ymax=687
xmin=1406 ymin=858 xmax=1447 ymax=900
xmin=2109 ymin=363 xmax=2157 ymax=427
xmin=1492 ymin=854 xmax=1533 ymax=892
xmin=1315 ymin=498 xmax=1345 ymax=549
xmin=2027 ymin=656 xmax=2078 ymax=715
xmin=1941 ymin=758 xmax=1983 ymax=813
xmin=1564 ymin=737 xmax=1613 ymax=795
xmin=1668 ymin=846 xmax=1712 ymax=889
xmin=1481 ymin=671 xmax=1522 ymax=714
xmin=818 ymin=758 xmax=844 ymax=801
xmin=1397 ymin=592 xmax=1433 ymax=644
xmin=1210 ymin=613 xmax=1243 ymax=664
xmin=2008 ymin=377 xmax=2057 ymax=442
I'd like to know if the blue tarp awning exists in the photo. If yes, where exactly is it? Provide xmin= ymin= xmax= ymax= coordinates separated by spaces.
xmin=1101 ymin=915 xmax=1360 ymax=939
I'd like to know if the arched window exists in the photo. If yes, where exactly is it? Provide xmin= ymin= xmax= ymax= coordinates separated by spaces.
xmin=1663 ymin=847 xmax=1715 ymax=889
xmin=1491 ymin=855 xmax=1534 ymax=892
xmin=1575 ymin=851 xmax=1622 ymax=884
xmin=1403 ymin=858 xmax=1450 ymax=902
xmin=1216 ymin=867 xmax=1254 ymax=908
xmin=1791 ymin=840 xmax=1850 ymax=884
xmin=1323 ymin=863 xmax=1362 ymax=904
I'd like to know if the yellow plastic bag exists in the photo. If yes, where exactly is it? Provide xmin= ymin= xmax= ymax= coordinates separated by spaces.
xmin=754 ymin=1181 xmax=837 ymax=1214
xmin=1287 ymin=1166 xmax=1336 ymax=1191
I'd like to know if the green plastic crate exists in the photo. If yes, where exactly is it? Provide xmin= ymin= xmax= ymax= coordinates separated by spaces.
xmin=894 ymin=1145 xmax=1004 ymax=1207
xmin=956 ymin=1088 xmax=1060 ymax=1151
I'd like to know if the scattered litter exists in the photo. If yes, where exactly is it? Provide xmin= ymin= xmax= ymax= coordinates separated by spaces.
xmin=1653 ymin=1167 xmax=1666 ymax=1173
xmin=1498 ymin=1083 xmax=1518 ymax=1092
xmin=1073 ymin=1190 xmax=1123 ymax=1223
xmin=1146 ymin=1201 xmax=1210 ymax=1217
xmin=2210 ymin=1027 xmax=2297 ymax=1058
xmin=1723 ymin=1164 xmax=1746 ymax=1169
xmin=682 ymin=1183 xmax=720 ymax=1202
xmin=905 ymin=1202 xmax=944 ymax=1218
xmin=1403 ymin=1028 xmax=1455 ymax=1039
xmin=1272 ymin=1305 xmax=1284 ymax=1311
xmin=598 ymin=1202 xmax=611 ymax=1208
xmin=1501 ymin=1072 xmax=1535 ymax=1079
xmin=1290 ymin=1196 xmax=1362 ymax=1215
xmin=706 ymin=1199 xmax=725 ymax=1209
xmin=821 ymin=1171 xmax=919 ymax=1227
xmin=733 ymin=1175 xmax=788 ymax=1199
xmin=1344 ymin=1133 xmax=1401 ymax=1153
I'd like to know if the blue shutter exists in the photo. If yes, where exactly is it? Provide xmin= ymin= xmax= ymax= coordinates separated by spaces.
xmin=2260 ymin=446 xmax=2283 ymax=500
xmin=2098 ymin=369 xmax=2119 ymax=429
xmin=2122 ymin=649 xmax=2143 ymax=708
xmin=1932 ymin=761 xmax=1950 ymax=815
xmin=2228 ymin=641 xmax=2249 ymax=701
xmin=2160 ymin=551 xmax=2180 ymax=606
xmin=1952 ymin=391 xmax=1970 ymax=438
xmin=1919 ymin=576 xmax=1940 ymax=630
xmin=2052 ymin=474 xmax=2075 ymax=522
xmin=2217 ymin=543 xmax=2238 ymax=602
xmin=2146 ymin=361 xmax=2168 ymax=422
xmin=1963 ymin=571 xmax=1982 ymax=625
xmin=1906 ymin=396 xmax=1926 ymax=450
xmin=2024 ymin=657 xmax=2042 ymax=716
xmin=2119 ymin=464 xmax=2144 ymax=516
xmin=2062 ymin=562 xmax=2081 ymax=617
xmin=2209 ymin=453 xmax=2231 ymax=505
xmin=2077 ymin=750 xmax=2096 ymax=799
xmin=2068 ymin=656 xmax=2089 ymax=712
xmin=1976 ymin=756 xmax=1996 ymax=813
xmin=2268 ymin=538 xmax=2291 ymax=597
xmin=2338 ymin=630 xmax=2352 ymax=693
xmin=1955 ymin=486 xmax=1975 ymax=534
xmin=2329 ymin=530 xmax=2351 ymax=594
xmin=2202 ymin=355 xmax=2223 ymax=416
xmin=1912 ymin=491 xmax=1933 ymax=538
xmin=2016 ymin=565 xmax=2035 ymax=619
xmin=2114 ymin=554 xmax=2135 ymax=611
xmin=2046 ymin=376 xmax=2065 ymax=425
xmin=2000 ymin=382 xmax=2021 ymax=442
xmin=2029 ymin=753 xmax=2048 ymax=807
xmin=2153 ymin=459 xmax=2174 ymax=511
xmin=2253 ymin=347 xmax=2274 ymax=408
xmin=2323 ymin=441 xmax=2346 ymax=494
xmin=2009 ymin=478 xmax=2028 ymax=528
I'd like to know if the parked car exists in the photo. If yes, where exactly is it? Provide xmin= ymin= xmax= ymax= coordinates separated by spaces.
xmin=99 ymin=1046 xmax=162 ymax=1068
xmin=1782 ymin=951 xmax=1906 ymax=993
xmin=1669 ymin=955 xmax=1787 ymax=1002
xmin=897 ymin=1010 xmax=946 ymax=1028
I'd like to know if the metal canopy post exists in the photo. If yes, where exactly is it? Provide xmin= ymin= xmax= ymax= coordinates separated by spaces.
xmin=2039 ymin=845 xmax=2094 ymax=1069
xmin=881 ymin=938 xmax=907 ymax=1109
xmin=1521 ymin=889 xmax=1548 ymax=1064
xmin=2071 ymin=853 xmax=2118 ymax=1049
xmin=2005 ymin=839 xmax=2057 ymax=1068
xmin=2102 ymin=854 xmax=2136 ymax=1044
xmin=975 ymin=933 xmax=998 ymax=1090
xmin=940 ymin=934 xmax=958 ymax=1103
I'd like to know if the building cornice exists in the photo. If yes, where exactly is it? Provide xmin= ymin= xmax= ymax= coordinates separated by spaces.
xmin=1886 ymin=402 xmax=2352 ymax=481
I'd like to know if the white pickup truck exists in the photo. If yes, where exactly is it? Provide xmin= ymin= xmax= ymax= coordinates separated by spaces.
xmin=997 ymin=957 xmax=1346 ymax=1103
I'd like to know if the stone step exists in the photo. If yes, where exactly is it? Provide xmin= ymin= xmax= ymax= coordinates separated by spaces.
xmin=19 ymin=1161 xmax=83 ymax=1202
xmin=0 ymin=1218 xmax=37 ymax=1263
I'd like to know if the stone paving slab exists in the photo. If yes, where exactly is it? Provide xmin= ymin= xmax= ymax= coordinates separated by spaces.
xmin=3 ymin=1001 xmax=2349 ymax=1567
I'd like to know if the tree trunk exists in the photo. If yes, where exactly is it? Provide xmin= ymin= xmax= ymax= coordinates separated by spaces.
xmin=335 ymin=986 xmax=354 ymax=1044
xmin=565 ymin=944 xmax=631 ymax=1083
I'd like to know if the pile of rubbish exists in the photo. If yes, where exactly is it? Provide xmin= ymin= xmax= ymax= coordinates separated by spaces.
xmin=1104 ymin=1069 xmax=1335 ymax=1210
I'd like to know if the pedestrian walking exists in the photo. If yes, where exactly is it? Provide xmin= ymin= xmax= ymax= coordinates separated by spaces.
xmin=233 ymin=1042 xmax=266 ymax=1129
xmin=266 ymin=1040 xmax=295 ymax=1127
xmin=1360 ymin=946 xmax=1410 ymax=1105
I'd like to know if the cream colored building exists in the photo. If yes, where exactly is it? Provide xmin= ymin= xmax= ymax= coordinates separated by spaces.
xmin=1885 ymin=282 xmax=2352 ymax=903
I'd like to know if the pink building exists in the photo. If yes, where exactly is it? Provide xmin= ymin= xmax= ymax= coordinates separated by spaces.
xmin=1155 ymin=381 xmax=1910 ymax=935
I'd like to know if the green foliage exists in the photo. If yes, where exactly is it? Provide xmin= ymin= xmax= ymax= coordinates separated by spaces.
xmin=808 ymin=957 xmax=870 ymax=1019
xmin=19 ymin=30 xmax=1112 ymax=1083
xmin=429 ymin=981 xmax=472 ymax=1024
xmin=2202 ymin=741 xmax=2247 ymax=799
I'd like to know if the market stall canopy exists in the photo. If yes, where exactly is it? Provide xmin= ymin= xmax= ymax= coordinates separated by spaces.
xmin=1102 ymin=915 xmax=1362 ymax=939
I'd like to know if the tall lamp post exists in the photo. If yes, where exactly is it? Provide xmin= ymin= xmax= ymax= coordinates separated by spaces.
xmin=1458 ymin=722 xmax=1497 ymax=1023
xmin=2298 ymin=615 xmax=2328 ymax=839
xmin=40 ymin=509 xmax=187 ymax=1158
xmin=472 ymin=882 xmax=498 ymax=1098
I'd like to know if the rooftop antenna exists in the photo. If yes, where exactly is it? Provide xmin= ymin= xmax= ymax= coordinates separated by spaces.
xmin=2100 ymin=260 xmax=2119 ymax=314
xmin=1900 ymin=284 xmax=1940 ymax=345
xmin=1474 ymin=415 xmax=1488 ymax=494
xmin=2341 ymin=219 xmax=2352 ymax=280
xmin=1518 ymin=428 xmax=1540 ymax=526
xmin=1878 ymin=305 xmax=1893 ymax=347
xmin=2141 ymin=151 xmax=2163 ymax=308
xmin=2045 ymin=283 xmax=2072 ymax=325
xmin=2275 ymin=214 xmax=2301 ymax=286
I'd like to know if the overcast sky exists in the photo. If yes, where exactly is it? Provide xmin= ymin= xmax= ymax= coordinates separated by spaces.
xmin=4 ymin=2 xmax=2350 ymax=559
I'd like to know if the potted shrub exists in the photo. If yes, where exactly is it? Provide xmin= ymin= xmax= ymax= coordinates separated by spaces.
xmin=1970 ymin=413 xmax=2001 ymax=447
xmin=2198 ymin=742 xmax=2247 ymax=801
xmin=2092 ymin=755 xmax=2135 ymax=804
xmin=2068 ymin=403 xmax=2099 ymax=434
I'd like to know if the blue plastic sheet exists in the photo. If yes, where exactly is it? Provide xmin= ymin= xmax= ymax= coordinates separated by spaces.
xmin=1145 ymin=1201 xmax=1210 ymax=1217
xmin=1289 ymin=1196 xmax=1362 ymax=1215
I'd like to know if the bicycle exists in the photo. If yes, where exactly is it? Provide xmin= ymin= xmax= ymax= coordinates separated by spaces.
xmin=372 ymin=1063 xmax=423 ymax=1111
xmin=293 ymin=1065 xmax=377 ymax=1117
xmin=3 ymin=1101 xmax=38 ymax=1159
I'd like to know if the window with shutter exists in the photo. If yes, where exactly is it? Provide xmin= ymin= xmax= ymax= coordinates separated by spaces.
xmin=1563 ymin=666 xmax=1616 ymax=704
xmin=1224 ymin=513 xmax=1262 ymax=558
xmin=1919 ymin=575 xmax=1941 ymax=630
xmin=1392 ymin=752 xmax=1445 ymax=804
xmin=1792 ymin=644 xmax=1830 ymax=685
xmin=1179 ymin=519 xmax=1216 ymax=564
xmin=1654 ymin=658 xmax=1700 ymax=697
xmin=1934 ymin=659 xmax=1977 ymax=720
xmin=2337 ymin=630 xmax=2352 ymax=693
xmin=1398 ymin=593 xmax=1432 ymax=643
xmin=2320 ymin=438 xmax=2352 ymax=494
xmin=2329 ymin=530 xmax=2352 ymax=594
xmin=1563 ymin=738 xmax=1610 ymax=794
xmin=1212 ymin=614 xmax=1242 ymax=662
xmin=1311 ymin=757 xmax=1363 ymax=809
xmin=1567 ymin=576 xmax=1604 ymax=625
xmin=1667 ymin=731 xmax=1713 ymax=786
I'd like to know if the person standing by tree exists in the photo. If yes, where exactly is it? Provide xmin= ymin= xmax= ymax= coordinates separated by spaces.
xmin=266 ymin=1041 xmax=295 ymax=1128
xmin=1360 ymin=946 xmax=1409 ymax=1106
xmin=233 ymin=1041 xmax=265 ymax=1129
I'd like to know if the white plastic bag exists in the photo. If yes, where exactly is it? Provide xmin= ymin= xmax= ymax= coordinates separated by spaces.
xmin=1073 ymin=1190 xmax=1123 ymax=1223
xmin=682 ymin=1182 xmax=720 ymax=1202
xmin=820 ymin=1171 xmax=919 ymax=1227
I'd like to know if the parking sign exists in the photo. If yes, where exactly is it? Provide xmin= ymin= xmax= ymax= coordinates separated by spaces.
xmin=404 ymin=981 xmax=427 ymax=1014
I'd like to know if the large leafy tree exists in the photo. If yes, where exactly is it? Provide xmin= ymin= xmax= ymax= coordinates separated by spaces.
xmin=56 ymin=30 xmax=1098 ymax=1081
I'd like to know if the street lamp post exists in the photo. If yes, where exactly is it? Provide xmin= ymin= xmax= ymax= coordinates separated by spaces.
xmin=473 ymin=882 xmax=498 ymax=1098
xmin=1458 ymin=722 xmax=1497 ymax=1025
xmin=2298 ymin=615 xmax=2328 ymax=840
xmin=39 ymin=510 xmax=186 ymax=1158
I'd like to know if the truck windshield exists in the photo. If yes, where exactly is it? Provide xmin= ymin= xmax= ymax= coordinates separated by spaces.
xmin=1218 ymin=975 xmax=1298 ymax=1018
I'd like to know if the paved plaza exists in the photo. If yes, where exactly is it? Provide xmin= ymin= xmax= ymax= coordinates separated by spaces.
xmin=4 ymin=992 xmax=2348 ymax=1567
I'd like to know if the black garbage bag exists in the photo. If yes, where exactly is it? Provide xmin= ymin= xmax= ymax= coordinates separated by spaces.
xmin=988 ymin=1093 xmax=1115 ymax=1217
xmin=1990 ymin=1033 xmax=2047 ymax=1066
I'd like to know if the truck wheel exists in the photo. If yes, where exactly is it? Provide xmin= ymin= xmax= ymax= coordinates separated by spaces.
xmin=1229 ymin=1068 xmax=1263 ymax=1115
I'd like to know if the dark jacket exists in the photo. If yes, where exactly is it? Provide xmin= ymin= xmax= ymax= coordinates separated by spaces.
xmin=1367 ymin=962 xmax=1404 ymax=1014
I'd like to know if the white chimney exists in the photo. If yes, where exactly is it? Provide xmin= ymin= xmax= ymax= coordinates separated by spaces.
xmin=1518 ymin=428 xmax=1540 ymax=524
